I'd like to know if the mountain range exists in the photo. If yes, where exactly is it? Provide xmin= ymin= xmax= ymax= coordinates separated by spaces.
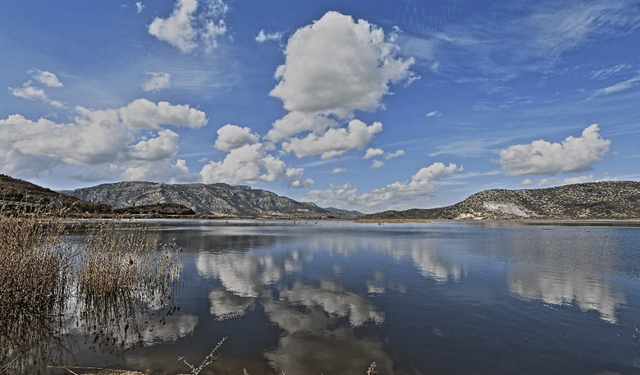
xmin=3 ymin=174 xmax=640 ymax=221
xmin=61 ymin=181 xmax=363 ymax=219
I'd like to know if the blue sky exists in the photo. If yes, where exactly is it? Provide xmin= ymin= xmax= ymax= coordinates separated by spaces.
xmin=1 ymin=0 xmax=639 ymax=213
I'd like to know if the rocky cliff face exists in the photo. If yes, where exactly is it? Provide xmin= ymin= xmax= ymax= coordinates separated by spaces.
xmin=361 ymin=181 xmax=640 ymax=221
xmin=62 ymin=181 xmax=362 ymax=218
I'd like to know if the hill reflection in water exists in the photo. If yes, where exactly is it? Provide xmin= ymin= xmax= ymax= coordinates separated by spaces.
xmin=25 ymin=220 xmax=640 ymax=375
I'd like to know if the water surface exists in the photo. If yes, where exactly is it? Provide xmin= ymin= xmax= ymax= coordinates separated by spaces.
xmin=62 ymin=220 xmax=640 ymax=374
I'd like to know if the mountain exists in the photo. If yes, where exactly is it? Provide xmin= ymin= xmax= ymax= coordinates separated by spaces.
xmin=0 ymin=174 xmax=111 ymax=213
xmin=62 ymin=181 xmax=363 ymax=219
xmin=361 ymin=181 xmax=640 ymax=221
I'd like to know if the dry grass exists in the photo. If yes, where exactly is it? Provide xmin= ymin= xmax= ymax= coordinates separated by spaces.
xmin=0 ymin=214 xmax=75 ymax=317
xmin=78 ymin=220 xmax=180 ymax=301
xmin=0 ymin=210 xmax=181 ymax=374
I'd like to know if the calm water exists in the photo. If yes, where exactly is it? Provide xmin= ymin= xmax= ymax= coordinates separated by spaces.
xmin=63 ymin=220 xmax=640 ymax=374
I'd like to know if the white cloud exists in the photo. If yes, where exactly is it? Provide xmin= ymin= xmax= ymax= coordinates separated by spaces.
xmin=8 ymin=84 xmax=65 ymax=108
xmin=538 ymin=178 xmax=552 ymax=187
xmin=29 ymin=69 xmax=63 ymax=88
xmin=116 ymin=98 xmax=208 ymax=129
xmin=365 ymin=149 xmax=403 ymax=169
xmin=2 ymin=114 xmax=131 ymax=168
xmin=560 ymin=175 xmax=594 ymax=185
xmin=0 ymin=98 xmax=207 ymax=180
xmin=425 ymin=111 xmax=441 ymax=117
xmin=142 ymin=72 xmax=171 ymax=92
xmin=128 ymin=129 xmax=179 ymax=160
xmin=120 ymin=157 xmax=200 ymax=183
xmin=291 ymin=178 xmax=315 ymax=188
xmin=136 ymin=2 xmax=145 ymax=13
xmin=330 ymin=167 xmax=346 ymax=174
xmin=363 ymin=148 xmax=384 ymax=160
xmin=526 ymin=1 xmax=640 ymax=64
xmin=385 ymin=149 xmax=405 ymax=160
xmin=148 ymin=0 xmax=227 ymax=53
xmin=591 ymin=76 xmax=640 ymax=97
xmin=256 ymin=30 xmax=282 ymax=43
xmin=284 ymin=168 xmax=315 ymax=188
xmin=522 ymin=178 xmax=534 ymax=186
xmin=282 ymin=120 xmax=383 ymax=159
xmin=266 ymin=112 xmax=339 ymax=143
xmin=148 ymin=0 xmax=198 ymax=53
xmin=214 ymin=124 xmax=260 ymax=151
xmin=370 ymin=160 xmax=385 ymax=169
xmin=267 ymin=11 xmax=414 ymax=159
xmin=499 ymin=124 xmax=611 ymax=176
xmin=590 ymin=64 xmax=632 ymax=80
xmin=270 ymin=11 xmax=415 ymax=119
xmin=398 ymin=1 xmax=640 ymax=77
xmin=200 ymin=143 xmax=287 ymax=184
xmin=9 ymin=85 xmax=48 ymax=101
xmin=306 ymin=162 xmax=462 ymax=212
xmin=8 ymin=70 xmax=65 ymax=108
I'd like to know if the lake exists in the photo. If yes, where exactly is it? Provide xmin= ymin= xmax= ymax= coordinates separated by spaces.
xmin=49 ymin=220 xmax=640 ymax=374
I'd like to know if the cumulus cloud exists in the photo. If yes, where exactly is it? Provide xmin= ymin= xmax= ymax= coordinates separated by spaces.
xmin=142 ymin=72 xmax=171 ymax=92
xmin=116 ymin=98 xmax=208 ymax=129
xmin=365 ymin=149 xmax=404 ymax=168
xmin=214 ymin=124 xmax=260 ymax=151
xmin=560 ymin=175 xmax=594 ymax=185
xmin=306 ymin=162 xmax=462 ymax=211
xmin=538 ymin=178 xmax=552 ymax=187
xmin=266 ymin=112 xmax=339 ymax=143
xmin=9 ymin=85 xmax=48 ymax=101
xmin=499 ymin=125 xmax=611 ymax=176
xmin=363 ymin=148 xmax=384 ymax=160
xmin=136 ymin=2 xmax=145 ymax=13
xmin=128 ymin=129 xmax=179 ymax=160
xmin=148 ymin=0 xmax=197 ymax=52
xmin=284 ymin=168 xmax=315 ymax=188
xmin=200 ymin=143 xmax=287 ymax=184
xmin=385 ymin=149 xmax=404 ymax=160
xmin=267 ymin=11 xmax=415 ymax=159
xmin=148 ymin=0 xmax=227 ymax=53
xmin=522 ymin=178 xmax=534 ymax=186
xmin=282 ymin=120 xmax=383 ymax=159
xmin=8 ymin=70 xmax=64 ymax=107
xmin=370 ymin=160 xmax=385 ymax=169
xmin=256 ymin=30 xmax=282 ymax=43
xmin=29 ymin=69 xmax=63 ymax=87
xmin=0 ymin=99 xmax=207 ymax=181
xmin=330 ymin=167 xmax=346 ymax=174
xmin=271 ymin=11 xmax=415 ymax=118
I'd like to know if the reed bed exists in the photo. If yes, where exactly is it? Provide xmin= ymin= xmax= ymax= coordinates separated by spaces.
xmin=0 ymin=211 xmax=181 ymax=374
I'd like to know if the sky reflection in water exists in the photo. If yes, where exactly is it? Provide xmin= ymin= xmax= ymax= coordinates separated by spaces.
xmin=65 ymin=220 xmax=640 ymax=374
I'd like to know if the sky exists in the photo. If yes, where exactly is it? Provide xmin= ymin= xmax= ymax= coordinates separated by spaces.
xmin=1 ymin=0 xmax=639 ymax=213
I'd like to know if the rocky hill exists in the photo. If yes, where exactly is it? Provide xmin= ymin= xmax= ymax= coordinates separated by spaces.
xmin=62 ymin=181 xmax=362 ymax=219
xmin=361 ymin=181 xmax=640 ymax=221
xmin=0 ymin=174 xmax=111 ymax=214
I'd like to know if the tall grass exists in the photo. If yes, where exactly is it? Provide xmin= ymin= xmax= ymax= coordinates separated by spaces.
xmin=0 ymin=211 xmax=181 ymax=374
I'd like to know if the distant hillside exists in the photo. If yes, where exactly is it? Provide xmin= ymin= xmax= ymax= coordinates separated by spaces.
xmin=62 ymin=181 xmax=362 ymax=219
xmin=361 ymin=181 xmax=640 ymax=221
xmin=0 ymin=174 xmax=110 ymax=213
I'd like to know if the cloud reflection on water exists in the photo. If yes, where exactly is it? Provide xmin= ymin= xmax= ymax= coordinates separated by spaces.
xmin=508 ymin=268 xmax=625 ymax=324
xmin=262 ymin=285 xmax=392 ymax=375
xmin=196 ymin=243 xmax=392 ymax=374
xmin=197 ymin=251 xmax=302 ymax=297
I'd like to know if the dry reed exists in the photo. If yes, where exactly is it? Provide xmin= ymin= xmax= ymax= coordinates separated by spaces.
xmin=0 ymin=209 xmax=182 ymax=374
